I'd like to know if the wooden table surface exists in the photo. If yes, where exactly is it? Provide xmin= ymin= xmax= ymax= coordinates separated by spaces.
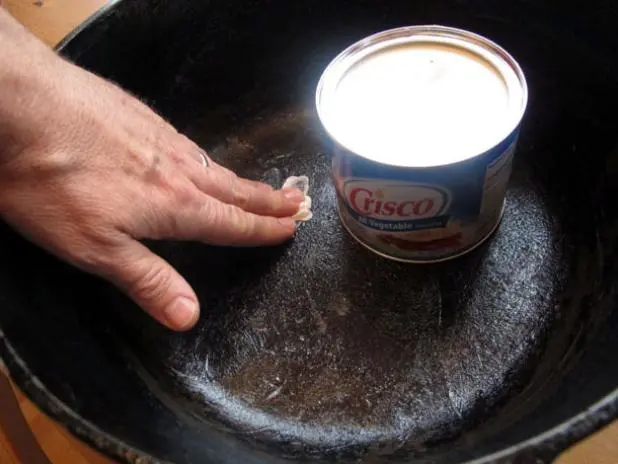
xmin=1 ymin=0 xmax=617 ymax=462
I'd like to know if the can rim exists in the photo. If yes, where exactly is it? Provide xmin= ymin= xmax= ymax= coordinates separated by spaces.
xmin=315 ymin=25 xmax=529 ymax=169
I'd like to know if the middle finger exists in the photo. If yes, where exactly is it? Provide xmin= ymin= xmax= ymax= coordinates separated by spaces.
xmin=186 ymin=150 xmax=305 ymax=217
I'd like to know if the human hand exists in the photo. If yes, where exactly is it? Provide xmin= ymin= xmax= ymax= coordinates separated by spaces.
xmin=0 ymin=11 xmax=304 ymax=331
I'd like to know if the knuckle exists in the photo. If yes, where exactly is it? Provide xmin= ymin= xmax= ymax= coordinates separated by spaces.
xmin=267 ymin=189 xmax=285 ymax=211
xmin=151 ymin=184 xmax=201 ymax=238
xmin=230 ymin=206 xmax=255 ymax=239
xmin=164 ymin=138 xmax=192 ymax=167
xmin=172 ymin=183 xmax=199 ymax=208
xmin=208 ymin=203 xmax=255 ymax=243
xmin=229 ymin=174 xmax=251 ymax=209
xmin=151 ymin=128 xmax=169 ymax=153
xmin=159 ymin=212 xmax=182 ymax=238
xmin=131 ymin=264 xmax=173 ymax=302
xmin=202 ymin=201 xmax=225 ymax=228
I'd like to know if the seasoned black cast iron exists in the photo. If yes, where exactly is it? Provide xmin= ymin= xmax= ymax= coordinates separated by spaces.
xmin=1 ymin=0 xmax=618 ymax=463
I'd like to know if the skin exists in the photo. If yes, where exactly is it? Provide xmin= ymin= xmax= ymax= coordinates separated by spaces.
xmin=0 ymin=8 xmax=305 ymax=332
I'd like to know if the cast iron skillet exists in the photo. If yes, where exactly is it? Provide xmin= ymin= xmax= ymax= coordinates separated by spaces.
xmin=2 ymin=0 xmax=618 ymax=462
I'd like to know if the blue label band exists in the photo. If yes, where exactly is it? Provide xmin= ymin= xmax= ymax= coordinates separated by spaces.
xmin=336 ymin=129 xmax=520 ymax=221
xmin=344 ymin=199 xmax=451 ymax=232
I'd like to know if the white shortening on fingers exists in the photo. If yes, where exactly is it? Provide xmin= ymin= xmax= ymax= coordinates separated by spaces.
xmin=282 ymin=175 xmax=313 ymax=221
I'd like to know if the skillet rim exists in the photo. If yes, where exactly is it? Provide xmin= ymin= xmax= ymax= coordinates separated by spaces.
xmin=0 ymin=0 xmax=616 ymax=462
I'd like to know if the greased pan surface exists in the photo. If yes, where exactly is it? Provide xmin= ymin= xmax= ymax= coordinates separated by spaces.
xmin=2 ymin=0 xmax=618 ymax=463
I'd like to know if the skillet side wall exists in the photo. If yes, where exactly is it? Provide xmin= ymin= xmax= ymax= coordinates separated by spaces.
xmin=0 ymin=0 xmax=616 ymax=463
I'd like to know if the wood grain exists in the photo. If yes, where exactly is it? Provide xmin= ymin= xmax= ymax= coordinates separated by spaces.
xmin=1 ymin=0 xmax=617 ymax=462
xmin=4 ymin=0 xmax=108 ymax=46
xmin=0 ymin=372 xmax=51 ymax=464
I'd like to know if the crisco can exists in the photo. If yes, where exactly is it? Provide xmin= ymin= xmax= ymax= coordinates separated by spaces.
xmin=315 ymin=25 xmax=528 ymax=263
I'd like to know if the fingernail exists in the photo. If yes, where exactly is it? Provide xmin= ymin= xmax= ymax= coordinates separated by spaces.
xmin=164 ymin=297 xmax=199 ymax=330
xmin=283 ymin=188 xmax=305 ymax=203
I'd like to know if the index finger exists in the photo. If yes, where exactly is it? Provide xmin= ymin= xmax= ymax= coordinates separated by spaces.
xmin=175 ymin=194 xmax=298 ymax=246
xmin=192 ymin=161 xmax=305 ymax=217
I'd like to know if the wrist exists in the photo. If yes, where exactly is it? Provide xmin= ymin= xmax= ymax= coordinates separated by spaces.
xmin=0 ymin=9 xmax=62 ymax=163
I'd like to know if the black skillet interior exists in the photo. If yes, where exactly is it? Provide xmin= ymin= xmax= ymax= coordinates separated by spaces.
xmin=2 ymin=0 xmax=618 ymax=463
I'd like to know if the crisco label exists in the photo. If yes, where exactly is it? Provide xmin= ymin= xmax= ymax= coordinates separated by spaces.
xmin=343 ymin=181 xmax=451 ymax=232
xmin=332 ymin=131 xmax=519 ymax=262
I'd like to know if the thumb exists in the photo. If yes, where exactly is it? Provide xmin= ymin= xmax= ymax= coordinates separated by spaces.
xmin=106 ymin=240 xmax=200 ymax=331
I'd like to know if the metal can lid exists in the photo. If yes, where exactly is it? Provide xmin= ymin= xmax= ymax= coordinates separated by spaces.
xmin=316 ymin=25 xmax=528 ymax=168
